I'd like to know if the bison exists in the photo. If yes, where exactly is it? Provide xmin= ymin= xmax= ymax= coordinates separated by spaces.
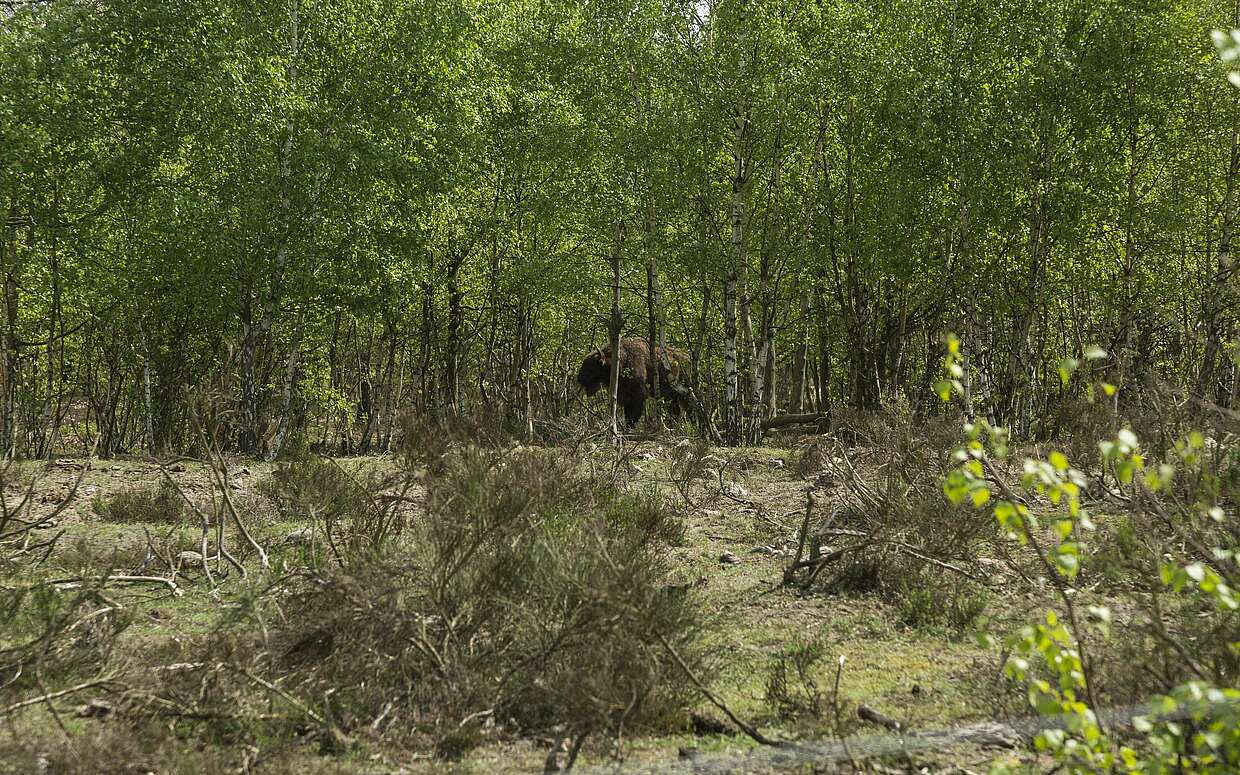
xmin=577 ymin=337 xmax=695 ymax=427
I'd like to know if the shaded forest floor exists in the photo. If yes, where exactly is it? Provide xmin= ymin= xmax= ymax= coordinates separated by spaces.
xmin=0 ymin=430 xmax=1155 ymax=774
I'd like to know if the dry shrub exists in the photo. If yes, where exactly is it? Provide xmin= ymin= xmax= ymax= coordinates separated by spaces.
xmin=792 ymin=438 xmax=829 ymax=479
xmin=813 ymin=492 xmax=992 ymax=631
xmin=1051 ymin=396 xmax=1120 ymax=466
xmin=53 ymin=534 xmax=155 ymax=576
xmin=530 ymin=410 xmax=599 ymax=448
xmin=2 ymin=461 xmax=131 ymax=730
xmin=669 ymin=439 xmax=712 ymax=507
xmin=0 ymin=581 xmax=129 ymax=712
xmin=831 ymin=400 xmax=962 ymax=456
xmin=788 ymin=434 xmax=995 ymax=630
xmin=256 ymin=456 xmax=408 ymax=563
xmin=91 ymin=480 xmax=185 ymax=524
xmin=0 ymin=724 xmax=227 ymax=775
xmin=415 ymin=405 xmax=525 ymax=453
xmin=1126 ymin=378 xmax=1238 ymax=458
xmin=200 ymin=438 xmax=709 ymax=760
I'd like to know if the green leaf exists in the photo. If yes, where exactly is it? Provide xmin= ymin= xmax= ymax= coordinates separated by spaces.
xmin=1058 ymin=357 xmax=1079 ymax=385
xmin=1049 ymin=450 xmax=1069 ymax=471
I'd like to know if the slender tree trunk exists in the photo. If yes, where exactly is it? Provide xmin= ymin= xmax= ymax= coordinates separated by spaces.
xmin=445 ymin=252 xmax=465 ymax=414
xmin=723 ymin=267 xmax=739 ymax=446
xmin=728 ymin=102 xmax=752 ymax=446
xmin=1111 ymin=47 xmax=1145 ymax=412
xmin=751 ymin=258 xmax=773 ymax=442
xmin=608 ymin=219 xmax=626 ymax=437
xmin=321 ymin=310 xmax=341 ymax=450
xmin=516 ymin=296 xmax=536 ymax=439
xmin=138 ymin=320 xmax=157 ymax=454
xmin=3 ymin=198 xmax=20 ymax=458
xmin=645 ymin=200 xmax=666 ymax=429
xmin=240 ymin=0 xmax=300 ymax=454
xmin=268 ymin=308 xmax=307 ymax=460
xmin=1200 ymin=114 xmax=1240 ymax=400
xmin=41 ymin=183 xmax=63 ymax=458
xmin=792 ymin=283 xmax=810 ymax=413
xmin=812 ymin=105 xmax=835 ymax=423
xmin=950 ymin=0 xmax=979 ymax=424
xmin=418 ymin=281 xmax=434 ymax=415
xmin=1001 ymin=119 xmax=1053 ymax=434
xmin=758 ymin=116 xmax=788 ymax=425
xmin=374 ymin=317 xmax=399 ymax=452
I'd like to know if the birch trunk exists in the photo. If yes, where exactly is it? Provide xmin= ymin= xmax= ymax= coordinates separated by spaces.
xmin=241 ymin=0 xmax=300 ymax=454
xmin=2 ymin=198 xmax=20 ymax=458
xmin=645 ymin=202 xmax=666 ymax=429
xmin=445 ymin=252 xmax=465 ymax=414
xmin=608 ymin=220 xmax=626 ymax=437
xmin=725 ymin=103 xmax=751 ymax=447
xmin=792 ymin=283 xmax=811 ymax=413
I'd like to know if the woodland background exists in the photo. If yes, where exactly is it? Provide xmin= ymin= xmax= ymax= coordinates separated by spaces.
xmin=1 ymin=0 xmax=1238 ymax=458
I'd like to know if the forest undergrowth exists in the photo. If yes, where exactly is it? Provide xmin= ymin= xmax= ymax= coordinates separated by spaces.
xmin=0 ymin=376 xmax=1235 ymax=774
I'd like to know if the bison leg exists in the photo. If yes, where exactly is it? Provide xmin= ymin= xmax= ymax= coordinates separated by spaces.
xmin=624 ymin=399 xmax=645 ymax=427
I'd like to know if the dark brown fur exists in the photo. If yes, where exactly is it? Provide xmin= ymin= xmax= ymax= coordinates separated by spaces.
xmin=577 ymin=337 xmax=695 ymax=427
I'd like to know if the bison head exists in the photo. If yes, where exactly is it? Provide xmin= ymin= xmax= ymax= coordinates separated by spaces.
xmin=576 ymin=347 xmax=610 ymax=396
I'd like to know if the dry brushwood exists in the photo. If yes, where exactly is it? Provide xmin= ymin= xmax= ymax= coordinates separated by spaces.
xmin=166 ymin=436 xmax=712 ymax=762
xmin=1 ymin=444 xmax=140 ymax=728
xmin=0 ymin=441 xmax=97 ymax=567
xmin=782 ymin=437 xmax=993 ymax=631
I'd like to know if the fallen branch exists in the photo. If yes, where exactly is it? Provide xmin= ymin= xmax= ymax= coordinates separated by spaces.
xmin=857 ymin=704 xmax=904 ymax=733
xmin=784 ymin=491 xmax=815 ymax=586
xmin=761 ymin=413 xmax=830 ymax=432
xmin=881 ymin=540 xmax=982 ymax=582
xmin=225 ymin=665 xmax=324 ymax=726
xmin=667 ymin=383 xmax=724 ymax=444
xmin=657 ymin=633 xmax=785 ymax=748
xmin=49 ymin=575 xmax=181 ymax=595
xmin=154 ymin=460 xmax=227 ymax=583
xmin=0 ymin=678 xmax=116 ymax=719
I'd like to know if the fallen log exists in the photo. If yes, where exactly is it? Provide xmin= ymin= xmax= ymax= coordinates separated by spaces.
xmin=857 ymin=704 xmax=904 ymax=732
xmin=858 ymin=703 xmax=1021 ymax=748
xmin=761 ymin=413 xmax=830 ymax=432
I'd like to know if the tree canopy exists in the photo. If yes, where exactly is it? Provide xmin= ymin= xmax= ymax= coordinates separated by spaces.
xmin=1 ymin=0 xmax=1236 ymax=456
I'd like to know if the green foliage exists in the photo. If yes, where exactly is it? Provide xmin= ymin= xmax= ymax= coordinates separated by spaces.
xmin=763 ymin=636 xmax=842 ymax=732
xmin=896 ymin=572 xmax=989 ymax=633
xmin=256 ymin=454 xmax=406 ymax=562
xmin=938 ymin=337 xmax=1240 ymax=774
xmin=0 ymin=0 xmax=1235 ymax=455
